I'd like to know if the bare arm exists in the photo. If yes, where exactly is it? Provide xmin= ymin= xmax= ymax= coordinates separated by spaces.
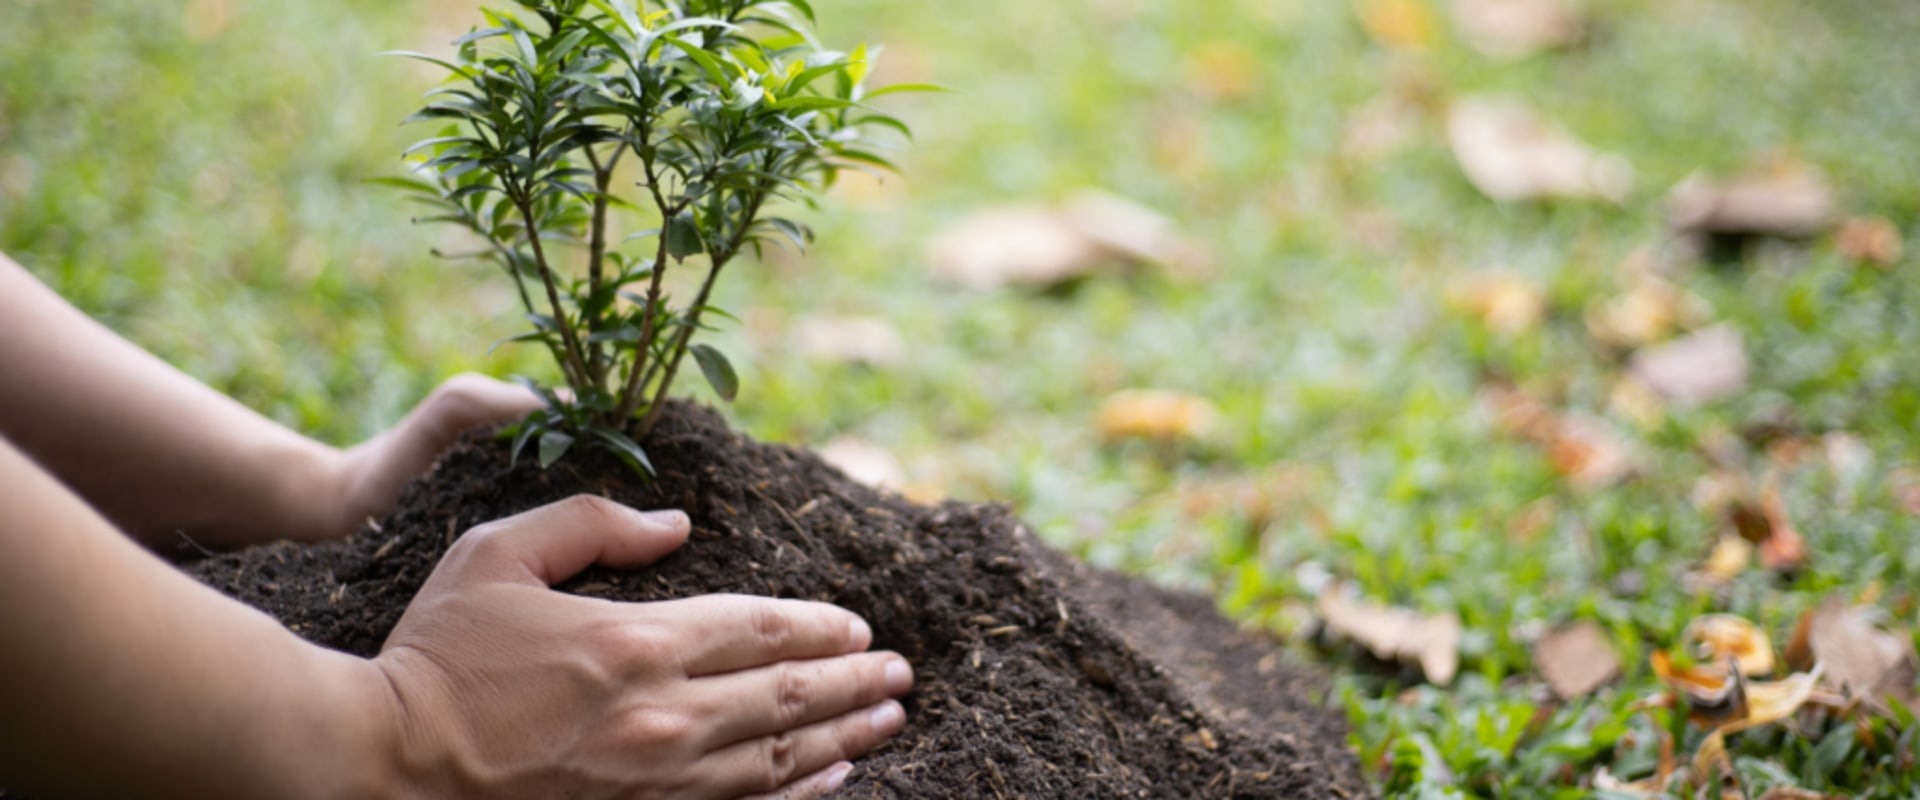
xmin=0 ymin=444 xmax=911 ymax=799
xmin=0 ymin=252 xmax=538 ymax=550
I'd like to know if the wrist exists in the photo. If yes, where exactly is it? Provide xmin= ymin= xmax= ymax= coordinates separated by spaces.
xmin=302 ymin=649 xmax=414 ymax=800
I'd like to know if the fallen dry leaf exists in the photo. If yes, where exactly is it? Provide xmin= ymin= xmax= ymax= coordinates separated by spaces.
xmin=928 ymin=193 xmax=1206 ymax=289
xmin=1608 ymin=377 xmax=1666 ymax=428
xmin=1629 ymin=325 xmax=1749 ymax=408
xmin=1096 ymin=390 xmax=1220 ymax=444
xmin=1317 ymin=588 xmax=1461 ymax=685
xmin=1667 ymin=161 xmax=1837 ymax=238
xmin=1448 ymin=0 xmax=1584 ymax=60
xmin=1651 ymin=650 xmax=1746 ymax=727
xmin=1751 ymin=482 xmax=1809 ymax=572
xmin=1449 ymin=274 xmax=1548 ymax=334
xmin=1686 ymin=614 xmax=1776 ymax=677
xmin=1447 ymin=95 xmax=1633 ymax=202
xmin=1834 ymin=216 xmax=1904 ymax=267
xmin=1357 ymin=0 xmax=1439 ymax=51
xmin=1725 ymin=668 xmax=1820 ymax=733
xmin=1696 ymin=535 xmax=1754 ymax=583
xmin=1534 ymin=621 xmax=1622 ymax=699
xmin=1059 ymin=191 xmax=1212 ymax=278
xmin=1482 ymin=384 xmax=1638 ymax=489
xmin=927 ymin=206 xmax=1106 ymax=290
xmin=1785 ymin=595 xmax=1918 ymax=709
xmin=184 ymin=0 xmax=235 ymax=40
xmin=1546 ymin=413 xmax=1637 ymax=490
xmin=793 ymin=315 xmax=908 ymax=368
xmin=1174 ymin=465 xmax=1319 ymax=530
xmin=816 ymin=437 xmax=909 ymax=491
xmin=1586 ymin=275 xmax=1711 ymax=350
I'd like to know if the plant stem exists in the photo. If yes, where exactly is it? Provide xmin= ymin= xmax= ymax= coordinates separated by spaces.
xmin=636 ymin=184 xmax=767 ymax=434
xmin=613 ymin=135 xmax=685 ymax=429
xmin=584 ymin=146 xmax=616 ymax=392
xmin=514 ymin=195 xmax=594 ymax=391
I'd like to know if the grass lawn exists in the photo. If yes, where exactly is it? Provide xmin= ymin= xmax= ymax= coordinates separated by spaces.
xmin=4 ymin=0 xmax=1917 ymax=795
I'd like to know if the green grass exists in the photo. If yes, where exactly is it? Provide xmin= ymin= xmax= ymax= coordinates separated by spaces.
xmin=4 ymin=0 xmax=1918 ymax=795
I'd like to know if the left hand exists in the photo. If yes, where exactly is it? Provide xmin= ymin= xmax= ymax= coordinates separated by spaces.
xmin=303 ymin=374 xmax=543 ymax=541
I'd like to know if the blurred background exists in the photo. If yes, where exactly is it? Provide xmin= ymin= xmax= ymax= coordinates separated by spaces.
xmin=4 ymin=0 xmax=1918 ymax=794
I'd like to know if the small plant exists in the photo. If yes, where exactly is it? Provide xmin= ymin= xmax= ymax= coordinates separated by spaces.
xmin=379 ymin=0 xmax=927 ymax=474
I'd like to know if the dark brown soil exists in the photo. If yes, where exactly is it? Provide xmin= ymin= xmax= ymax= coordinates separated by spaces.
xmin=46 ymin=403 xmax=1368 ymax=798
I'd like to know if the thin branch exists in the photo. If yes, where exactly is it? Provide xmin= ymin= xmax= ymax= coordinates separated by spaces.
xmin=515 ymin=195 xmax=594 ymax=390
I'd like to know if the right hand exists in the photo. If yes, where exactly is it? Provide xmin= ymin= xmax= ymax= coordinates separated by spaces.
xmin=357 ymin=495 xmax=913 ymax=799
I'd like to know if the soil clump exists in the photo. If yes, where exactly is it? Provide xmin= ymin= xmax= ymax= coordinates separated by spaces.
xmin=42 ymin=403 xmax=1369 ymax=798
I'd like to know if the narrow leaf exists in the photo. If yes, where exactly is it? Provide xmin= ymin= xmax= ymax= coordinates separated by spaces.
xmin=690 ymin=343 xmax=740 ymax=402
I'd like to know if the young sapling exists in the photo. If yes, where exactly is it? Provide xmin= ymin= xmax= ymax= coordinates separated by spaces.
xmin=378 ymin=0 xmax=932 ymax=474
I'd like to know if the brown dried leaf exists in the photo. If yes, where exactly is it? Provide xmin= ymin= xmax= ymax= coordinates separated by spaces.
xmin=1447 ymin=95 xmax=1633 ymax=202
xmin=1185 ymin=41 xmax=1261 ymax=101
xmin=1449 ymin=274 xmax=1548 ymax=334
xmin=1629 ymin=325 xmax=1749 ymax=408
xmin=1318 ymin=588 xmax=1461 ymax=685
xmin=1787 ymin=596 xmax=1919 ymax=708
xmin=1448 ymin=0 xmax=1584 ymax=59
xmin=1651 ymin=650 xmax=1746 ymax=727
xmin=793 ymin=315 xmax=908 ymax=368
xmin=1666 ymin=162 xmax=1837 ymax=238
xmin=1835 ymin=216 xmax=1904 ymax=267
xmin=1545 ymin=413 xmax=1636 ymax=490
xmin=927 ymin=206 xmax=1106 ymax=290
xmin=1686 ymin=614 xmax=1775 ymax=677
xmin=1724 ymin=669 xmax=1820 ymax=733
xmin=1534 ymin=621 xmax=1622 ymax=699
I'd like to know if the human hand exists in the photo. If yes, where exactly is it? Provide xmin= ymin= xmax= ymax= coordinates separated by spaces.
xmin=304 ymin=374 xmax=543 ymax=541
xmin=354 ymin=496 xmax=912 ymax=799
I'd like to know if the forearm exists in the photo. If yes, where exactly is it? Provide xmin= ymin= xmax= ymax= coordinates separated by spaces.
xmin=0 ymin=436 xmax=392 ymax=800
xmin=0 ymin=253 xmax=347 ymax=549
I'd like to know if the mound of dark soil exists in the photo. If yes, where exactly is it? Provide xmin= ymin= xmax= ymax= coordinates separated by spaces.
xmin=179 ymin=403 xmax=1366 ymax=797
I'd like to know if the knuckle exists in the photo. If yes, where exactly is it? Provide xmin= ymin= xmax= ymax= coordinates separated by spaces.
xmin=560 ymin=494 xmax=626 ymax=528
xmin=590 ymin=620 xmax=674 ymax=668
xmin=773 ymin=664 xmax=815 ymax=727
xmin=624 ymin=709 xmax=693 ymax=749
xmin=751 ymin=603 xmax=797 ymax=653
xmin=756 ymin=732 xmax=800 ymax=791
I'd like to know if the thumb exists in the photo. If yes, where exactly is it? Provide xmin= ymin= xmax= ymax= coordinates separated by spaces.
xmin=448 ymin=496 xmax=690 ymax=587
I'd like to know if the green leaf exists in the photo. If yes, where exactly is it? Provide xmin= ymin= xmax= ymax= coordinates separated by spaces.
xmin=690 ymin=343 xmax=739 ymax=402
xmin=586 ymin=424 xmax=656 ymax=476
xmin=661 ymin=35 xmax=731 ymax=85
xmin=665 ymin=213 xmax=704 ymax=260
xmin=768 ymin=95 xmax=862 ymax=113
xmin=860 ymin=82 xmax=948 ymax=100
xmin=488 ymin=330 xmax=548 ymax=354
xmin=538 ymin=430 xmax=575 ymax=469
xmin=363 ymin=176 xmax=441 ymax=194
xmin=379 ymin=51 xmax=474 ymax=79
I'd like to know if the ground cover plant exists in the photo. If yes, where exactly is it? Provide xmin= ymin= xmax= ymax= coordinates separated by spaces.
xmin=3 ymin=0 xmax=1918 ymax=795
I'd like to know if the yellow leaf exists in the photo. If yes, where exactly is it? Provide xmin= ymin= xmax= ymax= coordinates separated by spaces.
xmin=1357 ymin=0 xmax=1438 ymax=51
xmin=1096 ymin=390 xmax=1220 ymax=443
xmin=1686 ymin=614 xmax=1775 ymax=677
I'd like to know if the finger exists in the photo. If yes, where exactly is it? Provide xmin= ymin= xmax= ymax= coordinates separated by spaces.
xmin=448 ymin=496 xmax=689 ymax=586
xmin=694 ymin=652 xmax=913 ymax=750
xmin=737 ymin=761 xmax=855 ymax=800
xmin=652 ymin=595 xmax=873 ymax=675
xmin=693 ymin=701 xmax=904 ymax=798
xmin=413 ymin=373 xmax=545 ymax=438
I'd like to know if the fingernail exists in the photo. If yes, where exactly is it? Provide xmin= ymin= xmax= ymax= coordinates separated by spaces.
xmin=884 ymin=658 xmax=914 ymax=696
xmin=848 ymin=618 xmax=872 ymax=651
xmin=638 ymin=509 xmax=688 ymax=531
xmin=869 ymin=700 xmax=906 ymax=737
xmin=823 ymin=762 xmax=854 ymax=792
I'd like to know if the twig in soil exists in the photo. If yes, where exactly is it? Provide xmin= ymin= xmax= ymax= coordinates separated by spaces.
xmin=372 ymin=537 xmax=399 ymax=561
xmin=746 ymin=485 xmax=828 ymax=556
xmin=174 ymin=532 xmax=218 ymax=559
xmin=1056 ymin=598 xmax=1071 ymax=635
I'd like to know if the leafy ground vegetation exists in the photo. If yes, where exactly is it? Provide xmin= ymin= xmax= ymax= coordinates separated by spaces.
xmin=3 ymin=0 xmax=1917 ymax=795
